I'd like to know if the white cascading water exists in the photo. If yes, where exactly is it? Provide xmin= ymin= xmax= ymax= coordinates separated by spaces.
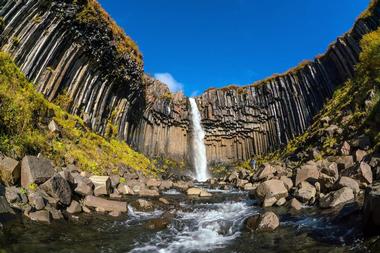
xmin=189 ymin=98 xmax=209 ymax=182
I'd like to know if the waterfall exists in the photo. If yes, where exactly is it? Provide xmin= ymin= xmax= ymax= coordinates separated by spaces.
xmin=189 ymin=97 xmax=209 ymax=182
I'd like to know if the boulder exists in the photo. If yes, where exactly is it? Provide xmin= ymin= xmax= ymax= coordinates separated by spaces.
xmin=320 ymin=187 xmax=354 ymax=208
xmin=109 ymin=174 xmax=120 ymax=188
xmin=341 ymin=141 xmax=351 ymax=156
xmin=0 ymin=157 xmax=21 ymax=186
xmin=28 ymin=192 xmax=45 ymax=210
xmin=279 ymin=176 xmax=293 ymax=190
xmin=74 ymin=181 xmax=93 ymax=196
xmin=199 ymin=190 xmax=212 ymax=197
xmin=332 ymin=156 xmax=355 ymax=170
xmin=275 ymin=197 xmax=286 ymax=206
xmin=5 ymin=186 xmax=20 ymax=203
xmin=139 ymin=188 xmax=159 ymax=197
xmin=295 ymin=181 xmax=316 ymax=203
xmin=21 ymin=156 xmax=55 ymax=188
xmin=173 ymin=181 xmax=190 ymax=191
xmin=256 ymin=179 xmax=288 ymax=205
xmin=117 ymin=183 xmax=133 ymax=195
xmin=360 ymin=162 xmax=373 ymax=184
xmin=159 ymin=180 xmax=173 ymax=190
xmin=355 ymin=150 xmax=367 ymax=163
xmin=289 ymin=198 xmax=302 ymax=211
xmin=84 ymin=196 xmax=127 ymax=213
xmin=363 ymin=183 xmax=380 ymax=234
xmin=89 ymin=176 xmax=111 ymax=196
xmin=338 ymin=177 xmax=360 ymax=195
xmin=246 ymin=212 xmax=279 ymax=232
xmin=295 ymin=165 xmax=319 ymax=186
xmin=0 ymin=196 xmax=15 ymax=214
xmin=109 ymin=211 xmax=121 ymax=217
xmin=255 ymin=164 xmax=276 ymax=180
xmin=131 ymin=199 xmax=154 ymax=212
xmin=40 ymin=174 xmax=72 ymax=206
xmin=146 ymin=178 xmax=161 ymax=188
xmin=28 ymin=210 xmax=51 ymax=223
xmin=67 ymin=200 xmax=82 ymax=214
xmin=187 ymin=188 xmax=202 ymax=196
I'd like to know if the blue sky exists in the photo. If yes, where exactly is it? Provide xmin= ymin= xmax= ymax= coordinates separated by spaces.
xmin=99 ymin=0 xmax=370 ymax=96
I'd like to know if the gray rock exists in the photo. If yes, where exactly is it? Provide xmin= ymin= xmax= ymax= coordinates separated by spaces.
xmin=289 ymin=198 xmax=302 ymax=211
xmin=67 ymin=200 xmax=82 ymax=214
xmin=40 ymin=174 xmax=72 ymax=205
xmin=28 ymin=210 xmax=51 ymax=223
xmin=74 ymin=181 xmax=93 ymax=196
xmin=89 ymin=176 xmax=111 ymax=196
xmin=295 ymin=164 xmax=320 ymax=186
xmin=5 ymin=186 xmax=20 ymax=203
xmin=139 ymin=188 xmax=159 ymax=197
xmin=21 ymin=156 xmax=55 ymax=188
xmin=338 ymin=177 xmax=360 ymax=194
xmin=360 ymin=162 xmax=373 ymax=184
xmin=0 ymin=196 xmax=15 ymax=214
xmin=256 ymin=179 xmax=288 ymax=206
xmin=28 ymin=192 xmax=45 ymax=210
xmin=84 ymin=196 xmax=127 ymax=213
xmin=246 ymin=211 xmax=279 ymax=232
xmin=320 ymin=187 xmax=354 ymax=208
xmin=48 ymin=120 xmax=60 ymax=133
xmin=131 ymin=199 xmax=154 ymax=212
xmin=295 ymin=181 xmax=316 ymax=203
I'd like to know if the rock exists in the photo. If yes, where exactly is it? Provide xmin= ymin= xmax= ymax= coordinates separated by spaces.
xmin=263 ymin=197 xmax=277 ymax=207
xmin=341 ymin=141 xmax=351 ymax=156
xmin=84 ymin=196 xmax=127 ymax=213
xmin=325 ymin=125 xmax=342 ymax=136
xmin=5 ymin=186 xmax=20 ymax=203
xmin=109 ymin=174 xmax=120 ymax=188
xmin=89 ymin=176 xmax=111 ymax=196
xmin=109 ymin=211 xmax=121 ymax=217
xmin=139 ymin=188 xmax=159 ymax=197
xmin=295 ymin=181 xmax=316 ymax=203
xmin=80 ymin=171 xmax=91 ymax=178
xmin=320 ymin=187 xmax=355 ymax=208
xmin=338 ymin=177 xmax=360 ymax=194
xmin=355 ymin=150 xmax=367 ymax=162
xmin=246 ymin=212 xmax=280 ymax=232
xmin=0 ymin=157 xmax=21 ymax=186
xmin=28 ymin=192 xmax=45 ymax=210
xmin=295 ymin=165 xmax=319 ymax=186
xmin=131 ymin=199 xmax=153 ymax=212
xmin=360 ymin=162 xmax=373 ymax=184
xmin=74 ymin=181 xmax=93 ymax=196
xmin=363 ymin=183 xmax=380 ymax=234
xmin=59 ymin=170 xmax=75 ymax=185
xmin=67 ymin=200 xmax=82 ymax=214
xmin=146 ymin=178 xmax=161 ymax=188
xmin=45 ymin=206 xmax=64 ymax=220
xmin=159 ymin=197 xmax=170 ymax=205
xmin=0 ymin=196 xmax=15 ymax=214
xmin=275 ymin=197 xmax=286 ymax=206
xmin=256 ymin=164 xmax=275 ymax=180
xmin=243 ymin=183 xmax=256 ymax=191
xmin=159 ymin=180 xmax=173 ymax=190
xmin=173 ymin=181 xmax=190 ymax=191
xmin=145 ymin=217 xmax=171 ymax=230
xmin=110 ymin=191 xmax=122 ymax=199
xmin=48 ymin=120 xmax=60 ymax=133
xmin=21 ymin=156 xmax=55 ymax=188
xmin=279 ymin=176 xmax=293 ymax=190
xmin=256 ymin=179 xmax=288 ymax=205
xmin=199 ymin=190 xmax=212 ymax=197
xmin=187 ymin=188 xmax=202 ymax=196
xmin=28 ymin=210 xmax=51 ymax=223
xmin=332 ymin=156 xmax=355 ymax=170
xmin=289 ymin=198 xmax=302 ymax=211
xmin=117 ymin=183 xmax=133 ymax=195
xmin=40 ymin=174 xmax=72 ymax=205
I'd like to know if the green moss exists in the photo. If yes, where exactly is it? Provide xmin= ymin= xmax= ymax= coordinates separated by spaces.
xmin=0 ymin=51 xmax=156 ymax=176
xmin=28 ymin=183 xmax=38 ymax=192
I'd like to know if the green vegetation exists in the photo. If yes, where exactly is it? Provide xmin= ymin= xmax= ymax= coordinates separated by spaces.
xmin=0 ymin=17 xmax=5 ymax=32
xmin=74 ymin=0 xmax=142 ymax=65
xmin=28 ymin=183 xmax=38 ymax=192
xmin=0 ymin=52 xmax=156 ymax=175
xmin=160 ymin=92 xmax=173 ymax=102
xmin=33 ymin=15 xmax=43 ymax=24
xmin=254 ymin=26 xmax=380 ymax=164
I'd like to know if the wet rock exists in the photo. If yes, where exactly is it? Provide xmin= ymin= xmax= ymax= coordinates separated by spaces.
xmin=40 ymin=174 xmax=72 ymax=206
xmin=359 ymin=162 xmax=373 ymax=184
xmin=320 ymin=187 xmax=354 ymax=208
xmin=295 ymin=181 xmax=316 ymax=203
xmin=89 ymin=176 xmax=111 ymax=196
xmin=363 ymin=183 xmax=380 ymax=234
xmin=28 ymin=210 xmax=51 ymax=223
xmin=84 ymin=196 xmax=127 ymax=213
xmin=289 ymin=198 xmax=302 ymax=211
xmin=131 ymin=199 xmax=154 ymax=212
xmin=246 ymin=212 xmax=280 ymax=232
xmin=74 ymin=181 xmax=93 ymax=196
xmin=0 ymin=157 xmax=21 ymax=186
xmin=67 ymin=200 xmax=82 ymax=214
xmin=295 ymin=164 xmax=320 ymax=186
xmin=338 ymin=177 xmax=360 ymax=195
xmin=21 ymin=156 xmax=55 ymax=188
xmin=256 ymin=179 xmax=288 ymax=206
xmin=139 ymin=188 xmax=159 ymax=197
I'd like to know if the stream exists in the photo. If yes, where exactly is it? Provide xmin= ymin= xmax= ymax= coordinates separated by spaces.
xmin=0 ymin=183 xmax=377 ymax=253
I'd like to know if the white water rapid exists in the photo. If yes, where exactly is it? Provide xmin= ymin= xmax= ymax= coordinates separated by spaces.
xmin=189 ymin=97 xmax=209 ymax=182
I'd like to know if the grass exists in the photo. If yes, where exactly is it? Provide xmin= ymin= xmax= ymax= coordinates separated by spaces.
xmin=74 ymin=0 xmax=143 ymax=65
xmin=0 ymin=51 xmax=157 ymax=176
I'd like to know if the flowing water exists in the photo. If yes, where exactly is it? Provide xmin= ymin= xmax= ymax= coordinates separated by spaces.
xmin=189 ymin=98 xmax=209 ymax=182
xmin=0 ymin=184 xmax=378 ymax=253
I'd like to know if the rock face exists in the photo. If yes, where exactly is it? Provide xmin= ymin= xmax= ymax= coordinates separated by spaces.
xmin=1 ymin=0 xmax=380 ymax=164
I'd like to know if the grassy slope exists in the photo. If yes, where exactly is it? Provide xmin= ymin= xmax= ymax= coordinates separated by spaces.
xmin=0 ymin=52 xmax=157 ymax=175
xmin=252 ymin=26 xmax=380 ymax=165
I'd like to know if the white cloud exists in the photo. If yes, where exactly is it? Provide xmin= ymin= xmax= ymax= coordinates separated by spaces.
xmin=154 ymin=73 xmax=184 ymax=93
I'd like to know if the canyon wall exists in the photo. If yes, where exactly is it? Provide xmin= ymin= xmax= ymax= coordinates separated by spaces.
xmin=1 ymin=0 xmax=380 ymax=164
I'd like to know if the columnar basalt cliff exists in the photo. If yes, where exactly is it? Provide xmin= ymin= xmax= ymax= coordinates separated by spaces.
xmin=1 ymin=0 xmax=380 ymax=164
